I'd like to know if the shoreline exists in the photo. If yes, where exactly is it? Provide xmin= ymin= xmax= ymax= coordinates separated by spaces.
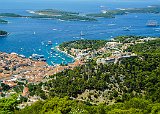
xmin=55 ymin=46 xmax=76 ymax=60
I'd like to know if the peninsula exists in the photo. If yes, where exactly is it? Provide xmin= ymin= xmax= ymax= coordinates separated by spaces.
xmin=87 ymin=5 xmax=160 ymax=18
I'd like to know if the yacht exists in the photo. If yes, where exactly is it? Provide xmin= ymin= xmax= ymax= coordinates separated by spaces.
xmin=51 ymin=47 xmax=56 ymax=52
xmin=51 ymin=61 xmax=56 ymax=66
xmin=146 ymin=20 xmax=159 ymax=27
xmin=29 ymin=54 xmax=46 ymax=62
xmin=123 ymin=27 xmax=130 ymax=31
xmin=80 ymin=31 xmax=85 ymax=36
xmin=48 ymin=41 xmax=52 ymax=45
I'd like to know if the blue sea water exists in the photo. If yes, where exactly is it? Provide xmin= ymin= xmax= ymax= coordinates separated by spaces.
xmin=0 ymin=0 xmax=160 ymax=65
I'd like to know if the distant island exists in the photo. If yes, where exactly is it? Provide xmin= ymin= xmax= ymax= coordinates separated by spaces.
xmin=0 ymin=19 xmax=8 ymax=24
xmin=0 ymin=10 xmax=96 ymax=21
xmin=0 ymin=13 xmax=23 ymax=17
xmin=28 ymin=9 xmax=97 ymax=21
xmin=87 ymin=5 xmax=160 ymax=18
xmin=1 ymin=6 xmax=160 ymax=21
xmin=0 ymin=30 xmax=8 ymax=37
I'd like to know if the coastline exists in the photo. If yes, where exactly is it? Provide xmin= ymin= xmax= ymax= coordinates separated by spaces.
xmin=55 ymin=46 xmax=76 ymax=60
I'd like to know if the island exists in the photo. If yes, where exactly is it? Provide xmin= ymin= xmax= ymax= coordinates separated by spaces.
xmin=0 ymin=30 xmax=8 ymax=37
xmin=0 ymin=10 xmax=96 ymax=21
xmin=0 ymin=19 xmax=8 ymax=24
xmin=0 ymin=13 xmax=23 ymax=17
xmin=28 ymin=9 xmax=97 ymax=21
xmin=87 ymin=5 xmax=160 ymax=18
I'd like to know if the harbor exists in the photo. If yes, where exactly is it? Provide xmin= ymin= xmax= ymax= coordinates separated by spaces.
xmin=0 ymin=1 xmax=160 ymax=67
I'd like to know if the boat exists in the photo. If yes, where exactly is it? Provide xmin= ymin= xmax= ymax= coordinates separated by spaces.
xmin=48 ymin=41 xmax=52 ymax=45
xmin=41 ymin=42 xmax=44 ymax=45
xmin=19 ymin=54 xmax=26 ymax=58
xmin=33 ymin=32 xmax=36 ymax=35
xmin=80 ymin=37 xmax=84 ymax=40
xmin=29 ymin=54 xmax=46 ymax=61
xmin=61 ymin=57 xmax=65 ymax=61
xmin=51 ymin=61 xmax=56 ymax=66
xmin=38 ymin=58 xmax=46 ymax=62
xmin=123 ymin=27 xmax=130 ymax=31
xmin=146 ymin=20 xmax=159 ymax=27
xmin=108 ymin=24 xmax=116 ymax=26
xmin=154 ymin=28 xmax=160 ymax=32
xmin=80 ymin=31 xmax=85 ymax=36
xmin=53 ymin=29 xmax=57 ymax=31
xmin=101 ymin=10 xmax=107 ymax=14
xmin=51 ymin=47 xmax=56 ymax=52
xmin=51 ymin=47 xmax=54 ymax=50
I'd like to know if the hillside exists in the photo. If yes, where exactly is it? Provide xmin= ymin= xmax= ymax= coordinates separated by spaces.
xmin=13 ymin=38 xmax=160 ymax=114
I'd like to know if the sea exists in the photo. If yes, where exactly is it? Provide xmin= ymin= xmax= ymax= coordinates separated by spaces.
xmin=0 ymin=0 xmax=160 ymax=65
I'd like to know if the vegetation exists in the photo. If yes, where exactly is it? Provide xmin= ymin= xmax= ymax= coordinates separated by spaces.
xmin=0 ymin=30 xmax=8 ymax=36
xmin=87 ymin=5 xmax=160 ymax=18
xmin=59 ymin=40 xmax=107 ymax=50
xmin=15 ymin=97 xmax=160 ymax=114
xmin=0 ymin=95 xmax=18 ymax=114
xmin=127 ymin=38 xmax=160 ymax=54
xmin=30 ymin=9 xmax=96 ymax=21
xmin=114 ymin=35 xmax=147 ymax=43
xmin=25 ymin=38 xmax=160 ymax=113
xmin=0 ymin=10 xmax=96 ymax=21
xmin=2 ymin=37 xmax=160 ymax=113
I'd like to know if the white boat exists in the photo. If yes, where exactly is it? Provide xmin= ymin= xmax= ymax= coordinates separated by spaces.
xmin=30 ymin=54 xmax=46 ymax=61
xmin=53 ymin=29 xmax=57 ymax=31
xmin=51 ymin=61 xmax=56 ymax=66
xmin=146 ymin=20 xmax=159 ymax=27
xmin=19 ymin=55 xmax=26 ymax=58
xmin=48 ymin=41 xmax=52 ymax=45
xmin=51 ymin=47 xmax=55 ymax=50
xmin=108 ymin=24 xmax=116 ymax=26
xmin=101 ymin=10 xmax=107 ymax=14
xmin=80 ymin=31 xmax=85 ymax=36
xmin=123 ymin=27 xmax=130 ymax=31
xmin=41 ymin=42 xmax=44 ymax=45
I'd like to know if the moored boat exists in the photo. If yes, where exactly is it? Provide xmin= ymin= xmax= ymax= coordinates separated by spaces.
xmin=146 ymin=20 xmax=159 ymax=27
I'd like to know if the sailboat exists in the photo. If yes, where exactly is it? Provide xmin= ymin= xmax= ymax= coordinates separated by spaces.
xmin=146 ymin=20 xmax=159 ymax=27
xmin=80 ymin=31 xmax=85 ymax=36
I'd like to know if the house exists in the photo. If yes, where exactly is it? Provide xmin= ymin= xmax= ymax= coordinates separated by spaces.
xmin=22 ymin=86 xmax=29 ymax=98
